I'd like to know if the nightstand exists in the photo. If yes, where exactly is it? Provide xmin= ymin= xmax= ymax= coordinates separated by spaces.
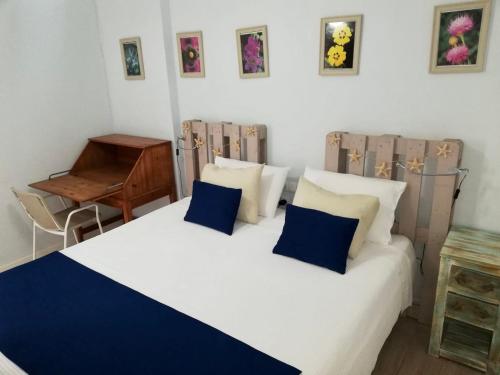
xmin=429 ymin=226 xmax=500 ymax=374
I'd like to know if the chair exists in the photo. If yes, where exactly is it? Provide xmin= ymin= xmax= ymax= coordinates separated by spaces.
xmin=11 ymin=189 xmax=103 ymax=260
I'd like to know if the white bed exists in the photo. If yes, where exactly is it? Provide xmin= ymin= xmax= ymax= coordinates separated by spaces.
xmin=1 ymin=198 xmax=415 ymax=375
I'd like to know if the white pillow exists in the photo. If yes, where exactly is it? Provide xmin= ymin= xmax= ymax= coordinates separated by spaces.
xmin=215 ymin=156 xmax=290 ymax=218
xmin=303 ymin=167 xmax=406 ymax=245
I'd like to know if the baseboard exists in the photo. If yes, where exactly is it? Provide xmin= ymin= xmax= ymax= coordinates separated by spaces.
xmin=0 ymin=217 xmax=121 ymax=274
xmin=0 ymin=244 xmax=61 ymax=273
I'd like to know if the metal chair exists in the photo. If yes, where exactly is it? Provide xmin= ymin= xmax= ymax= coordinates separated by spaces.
xmin=11 ymin=188 xmax=103 ymax=260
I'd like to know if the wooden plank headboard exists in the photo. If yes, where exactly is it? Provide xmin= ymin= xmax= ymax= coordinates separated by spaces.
xmin=181 ymin=120 xmax=267 ymax=195
xmin=325 ymin=132 xmax=463 ymax=323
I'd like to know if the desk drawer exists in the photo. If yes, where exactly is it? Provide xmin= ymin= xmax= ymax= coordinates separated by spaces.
xmin=450 ymin=265 xmax=500 ymax=303
xmin=446 ymin=293 xmax=497 ymax=331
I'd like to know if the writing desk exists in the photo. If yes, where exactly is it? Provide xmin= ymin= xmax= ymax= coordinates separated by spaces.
xmin=30 ymin=134 xmax=177 ymax=234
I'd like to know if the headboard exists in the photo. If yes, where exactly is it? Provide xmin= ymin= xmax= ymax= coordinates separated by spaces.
xmin=181 ymin=120 xmax=267 ymax=195
xmin=325 ymin=132 xmax=463 ymax=323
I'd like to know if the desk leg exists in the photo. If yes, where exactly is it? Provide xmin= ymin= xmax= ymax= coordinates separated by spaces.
xmin=170 ymin=190 xmax=178 ymax=203
xmin=122 ymin=203 xmax=133 ymax=223
xmin=73 ymin=201 xmax=84 ymax=242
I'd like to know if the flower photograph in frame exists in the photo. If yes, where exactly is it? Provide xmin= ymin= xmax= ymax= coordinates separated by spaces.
xmin=236 ymin=25 xmax=269 ymax=79
xmin=319 ymin=15 xmax=362 ymax=76
xmin=176 ymin=31 xmax=205 ymax=78
xmin=119 ymin=37 xmax=145 ymax=80
xmin=430 ymin=0 xmax=491 ymax=73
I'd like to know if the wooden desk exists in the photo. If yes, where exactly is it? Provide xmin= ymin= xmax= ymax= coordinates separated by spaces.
xmin=30 ymin=134 xmax=177 ymax=228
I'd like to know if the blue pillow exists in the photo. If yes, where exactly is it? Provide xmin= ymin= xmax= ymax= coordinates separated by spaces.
xmin=184 ymin=180 xmax=242 ymax=235
xmin=273 ymin=204 xmax=359 ymax=274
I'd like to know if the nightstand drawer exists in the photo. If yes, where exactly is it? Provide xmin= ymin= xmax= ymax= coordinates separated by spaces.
xmin=449 ymin=266 xmax=500 ymax=304
xmin=446 ymin=293 xmax=497 ymax=331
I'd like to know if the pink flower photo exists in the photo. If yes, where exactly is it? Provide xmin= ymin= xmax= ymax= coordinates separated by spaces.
xmin=430 ymin=0 xmax=491 ymax=73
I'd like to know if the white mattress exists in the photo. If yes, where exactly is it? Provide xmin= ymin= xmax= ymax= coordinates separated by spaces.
xmin=2 ymin=198 xmax=415 ymax=375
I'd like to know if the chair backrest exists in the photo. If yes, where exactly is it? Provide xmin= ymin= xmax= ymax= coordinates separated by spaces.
xmin=11 ymin=189 xmax=61 ymax=231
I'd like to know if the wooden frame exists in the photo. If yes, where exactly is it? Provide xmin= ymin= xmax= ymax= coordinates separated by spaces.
xmin=176 ymin=31 xmax=205 ymax=78
xmin=119 ymin=37 xmax=145 ymax=80
xmin=236 ymin=25 xmax=270 ymax=79
xmin=319 ymin=15 xmax=362 ymax=76
xmin=430 ymin=0 xmax=491 ymax=74
xmin=325 ymin=132 xmax=463 ymax=323
xmin=182 ymin=120 xmax=267 ymax=195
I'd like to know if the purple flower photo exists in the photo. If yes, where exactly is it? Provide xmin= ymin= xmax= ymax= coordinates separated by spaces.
xmin=237 ymin=26 xmax=269 ymax=78
xmin=242 ymin=35 xmax=263 ymax=73
xmin=176 ymin=31 xmax=205 ymax=78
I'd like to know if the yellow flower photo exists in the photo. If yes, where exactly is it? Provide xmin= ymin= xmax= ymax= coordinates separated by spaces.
xmin=319 ymin=15 xmax=362 ymax=76
xmin=327 ymin=45 xmax=347 ymax=67
xmin=332 ymin=24 xmax=352 ymax=46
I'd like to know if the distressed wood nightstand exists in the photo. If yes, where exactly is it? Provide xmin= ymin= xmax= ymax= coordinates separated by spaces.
xmin=429 ymin=226 xmax=500 ymax=374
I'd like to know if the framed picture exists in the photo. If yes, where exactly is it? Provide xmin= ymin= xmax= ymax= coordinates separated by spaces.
xmin=430 ymin=0 xmax=491 ymax=73
xmin=119 ymin=37 xmax=145 ymax=80
xmin=319 ymin=15 xmax=362 ymax=76
xmin=176 ymin=31 xmax=205 ymax=78
xmin=236 ymin=25 xmax=269 ymax=79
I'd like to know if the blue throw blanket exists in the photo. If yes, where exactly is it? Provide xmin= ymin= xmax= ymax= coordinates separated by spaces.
xmin=0 ymin=253 xmax=300 ymax=375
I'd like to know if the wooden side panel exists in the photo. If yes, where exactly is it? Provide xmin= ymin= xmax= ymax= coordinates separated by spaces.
xmin=243 ymin=125 xmax=265 ymax=163
xmin=399 ymin=139 xmax=426 ymax=242
xmin=224 ymin=124 xmax=241 ymax=160
xmin=429 ymin=257 xmax=452 ymax=356
xmin=325 ymin=132 xmax=345 ymax=172
xmin=124 ymin=143 xmax=175 ymax=201
xmin=420 ymin=140 xmax=463 ymax=324
xmin=374 ymin=136 xmax=397 ymax=180
xmin=491 ymin=316 xmax=500 ymax=374
xmin=258 ymin=125 xmax=267 ymax=163
xmin=182 ymin=120 xmax=196 ymax=196
xmin=192 ymin=121 xmax=209 ymax=175
xmin=209 ymin=123 xmax=224 ymax=163
xmin=72 ymin=142 xmax=116 ymax=173
xmin=345 ymin=134 xmax=367 ymax=176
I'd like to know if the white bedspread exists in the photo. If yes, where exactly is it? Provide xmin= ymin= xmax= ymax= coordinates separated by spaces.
xmin=1 ymin=198 xmax=415 ymax=375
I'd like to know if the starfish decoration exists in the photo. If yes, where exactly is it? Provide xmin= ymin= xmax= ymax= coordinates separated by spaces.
xmin=436 ymin=143 xmax=451 ymax=159
xmin=348 ymin=149 xmax=362 ymax=163
xmin=233 ymin=140 xmax=240 ymax=152
xmin=212 ymin=147 xmax=222 ymax=157
xmin=375 ymin=162 xmax=392 ymax=178
xmin=407 ymin=157 xmax=424 ymax=173
xmin=182 ymin=122 xmax=191 ymax=135
xmin=194 ymin=137 xmax=204 ymax=149
xmin=245 ymin=127 xmax=257 ymax=137
xmin=328 ymin=133 xmax=342 ymax=146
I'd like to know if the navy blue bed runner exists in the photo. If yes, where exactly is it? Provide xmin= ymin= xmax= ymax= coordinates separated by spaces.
xmin=0 ymin=253 xmax=300 ymax=375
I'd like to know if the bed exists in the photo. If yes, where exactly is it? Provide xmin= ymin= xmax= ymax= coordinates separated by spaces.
xmin=1 ymin=198 xmax=415 ymax=375
xmin=0 ymin=122 xmax=462 ymax=374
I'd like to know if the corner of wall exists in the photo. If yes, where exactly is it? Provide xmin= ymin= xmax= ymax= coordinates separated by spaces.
xmin=160 ymin=0 xmax=184 ymax=198
xmin=92 ymin=0 xmax=116 ymax=131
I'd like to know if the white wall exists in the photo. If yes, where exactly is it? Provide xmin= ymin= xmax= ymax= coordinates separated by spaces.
xmin=95 ymin=0 xmax=176 ymax=141
xmin=169 ymin=0 xmax=500 ymax=232
xmin=0 ymin=0 xmax=113 ymax=266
